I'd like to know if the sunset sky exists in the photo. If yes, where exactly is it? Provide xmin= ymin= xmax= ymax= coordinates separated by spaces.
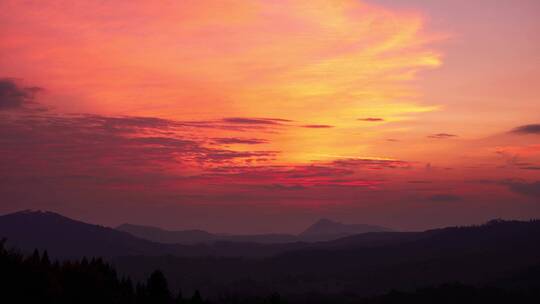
xmin=1 ymin=0 xmax=539 ymax=233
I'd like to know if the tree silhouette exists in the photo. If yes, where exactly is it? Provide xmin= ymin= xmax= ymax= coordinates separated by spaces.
xmin=41 ymin=250 xmax=50 ymax=266
xmin=269 ymin=292 xmax=281 ymax=304
xmin=28 ymin=248 xmax=40 ymax=265
xmin=135 ymin=282 xmax=147 ymax=303
xmin=147 ymin=270 xmax=171 ymax=304
xmin=191 ymin=289 xmax=203 ymax=304
xmin=174 ymin=289 xmax=184 ymax=304
xmin=1 ymin=238 xmax=540 ymax=303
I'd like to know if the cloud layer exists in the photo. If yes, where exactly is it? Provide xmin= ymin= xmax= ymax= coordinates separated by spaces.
xmin=511 ymin=124 xmax=540 ymax=135
xmin=0 ymin=79 xmax=42 ymax=110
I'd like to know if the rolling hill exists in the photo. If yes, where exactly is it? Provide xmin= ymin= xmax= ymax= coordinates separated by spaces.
xmin=117 ymin=218 xmax=393 ymax=244
xmin=2 ymin=210 xmax=540 ymax=298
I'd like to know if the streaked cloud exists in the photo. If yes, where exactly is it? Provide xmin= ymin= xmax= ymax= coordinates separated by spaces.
xmin=511 ymin=124 xmax=540 ymax=135
xmin=301 ymin=124 xmax=334 ymax=129
xmin=428 ymin=194 xmax=462 ymax=202
xmin=504 ymin=180 xmax=540 ymax=199
xmin=358 ymin=118 xmax=384 ymax=122
xmin=0 ymin=78 xmax=42 ymax=110
xmin=221 ymin=117 xmax=291 ymax=125
xmin=212 ymin=137 xmax=268 ymax=145
xmin=428 ymin=133 xmax=458 ymax=139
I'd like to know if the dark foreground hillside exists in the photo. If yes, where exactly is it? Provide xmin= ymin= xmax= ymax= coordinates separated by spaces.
xmin=114 ymin=219 xmax=540 ymax=298
xmin=1 ymin=240 xmax=539 ymax=304
xmin=2 ymin=211 xmax=540 ymax=302
xmin=0 ymin=240 xmax=203 ymax=304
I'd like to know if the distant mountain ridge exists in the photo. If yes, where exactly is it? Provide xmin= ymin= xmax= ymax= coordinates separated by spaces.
xmin=0 ymin=210 xmax=305 ymax=258
xmin=117 ymin=223 xmax=217 ymax=244
xmin=299 ymin=218 xmax=392 ymax=241
xmin=117 ymin=218 xmax=393 ymax=244
xmin=0 ymin=209 xmax=181 ymax=258
xmin=3 ymin=209 xmax=539 ymax=261
xmin=116 ymin=219 xmax=540 ymax=298
xmin=2 ymin=209 xmax=540 ymax=299
xmin=4 ymin=210 xmax=381 ymax=258
xmin=116 ymin=223 xmax=299 ymax=244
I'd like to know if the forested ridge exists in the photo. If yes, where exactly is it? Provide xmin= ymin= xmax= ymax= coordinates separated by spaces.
xmin=0 ymin=239 xmax=204 ymax=304
xmin=2 ymin=239 xmax=539 ymax=303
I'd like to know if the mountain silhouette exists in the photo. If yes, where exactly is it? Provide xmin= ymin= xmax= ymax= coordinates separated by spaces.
xmin=299 ymin=218 xmax=393 ymax=241
xmin=117 ymin=218 xmax=392 ymax=244
xmin=0 ymin=210 xmax=188 ymax=258
xmin=2 ymin=209 xmax=540 ymax=298
xmin=0 ymin=210 xmax=398 ymax=260
xmin=117 ymin=223 xmax=299 ymax=244
xmin=0 ymin=210 xmax=306 ymax=258
xmin=114 ymin=219 xmax=540 ymax=298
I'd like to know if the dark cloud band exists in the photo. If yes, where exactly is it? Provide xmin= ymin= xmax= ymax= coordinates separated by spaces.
xmin=0 ymin=78 xmax=42 ymax=110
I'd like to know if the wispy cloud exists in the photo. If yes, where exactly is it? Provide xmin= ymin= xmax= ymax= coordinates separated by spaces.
xmin=503 ymin=180 xmax=540 ymax=198
xmin=301 ymin=124 xmax=334 ymax=128
xmin=521 ymin=166 xmax=540 ymax=170
xmin=428 ymin=133 xmax=457 ymax=139
xmin=199 ymin=164 xmax=381 ymax=188
xmin=332 ymin=158 xmax=411 ymax=170
xmin=358 ymin=117 xmax=384 ymax=122
xmin=0 ymin=78 xmax=42 ymax=110
xmin=221 ymin=117 xmax=291 ymax=125
xmin=212 ymin=137 xmax=268 ymax=145
xmin=0 ymin=112 xmax=280 ymax=182
xmin=511 ymin=124 xmax=540 ymax=135
xmin=427 ymin=194 xmax=462 ymax=202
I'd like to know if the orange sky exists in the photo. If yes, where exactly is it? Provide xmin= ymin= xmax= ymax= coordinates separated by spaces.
xmin=1 ymin=0 xmax=539 ymax=233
